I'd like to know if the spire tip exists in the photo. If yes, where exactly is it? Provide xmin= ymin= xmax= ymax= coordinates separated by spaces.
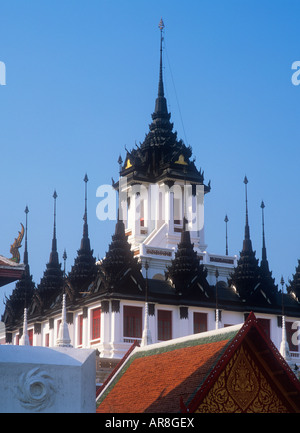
xmin=158 ymin=18 xmax=165 ymax=30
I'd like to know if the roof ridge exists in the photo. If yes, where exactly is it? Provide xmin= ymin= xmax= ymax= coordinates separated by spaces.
xmin=134 ymin=323 xmax=243 ymax=355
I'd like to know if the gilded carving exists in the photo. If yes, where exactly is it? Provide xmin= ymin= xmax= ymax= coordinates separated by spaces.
xmin=227 ymin=346 xmax=259 ymax=410
xmin=196 ymin=344 xmax=289 ymax=413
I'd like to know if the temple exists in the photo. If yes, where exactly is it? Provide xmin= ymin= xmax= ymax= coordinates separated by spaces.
xmin=1 ymin=20 xmax=300 ymax=388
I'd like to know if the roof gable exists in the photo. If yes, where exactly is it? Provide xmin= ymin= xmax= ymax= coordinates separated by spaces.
xmin=96 ymin=313 xmax=300 ymax=413
xmin=193 ymin=343 xmax=292 ymax=412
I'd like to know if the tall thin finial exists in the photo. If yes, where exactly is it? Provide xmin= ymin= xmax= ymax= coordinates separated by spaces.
xmin=63 ymin=249 xmax=67 ymax=277
xmin=23 ymin=205 xmax=30 ymax=308
xmin=118 ymin=155 xmax=123 ymax=174
xmin=224 ymin=215 xmax=229 ymax=256
xmin=279 ymin=276 xmax=290 ymax=360
xmin=24 ymin=206 xmax=29 ymax=267
xmin=80 ymin=174 xmax=91 ymax=251
xmin=215 ymin=269 xmax=220 ymax=329
xmin=158 ymin=18 xmax=165 ymax=98
xmin=117 ymin=156 xmax=123 ymax=222
xmin=281 ymin=276 xmax=285 ymax=316
xmin=141 ymin=260 xmax=152 ymax=347
xmin=50 ymin=190 xmax=59 ymax=264
xmin=244 ymin=176 xmax=249 ymax=234
xmin=154 ymin=18 xmax=168 ymax=116
xmin=260 ymin=200 xmax=268 ymax=264
xmin=53 ymin=190 xmax=57 ymax=237
xmin=84 ymin=174 xmax=88 ymax=221
xmin=242 ymin=176 xmax=252 ymax=252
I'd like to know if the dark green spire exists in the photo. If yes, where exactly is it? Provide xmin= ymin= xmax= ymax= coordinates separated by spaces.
xmin=49 ymin=190 xmax=59 ymax=265
xmin=68 ymin=174 xmax=96 ymax=286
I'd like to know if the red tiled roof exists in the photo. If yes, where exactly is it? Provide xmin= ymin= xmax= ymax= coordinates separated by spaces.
xmin=96 ymin=313 xmax=300 ymax=413
xmin=97 ymin=328 xmax=236 ymax=413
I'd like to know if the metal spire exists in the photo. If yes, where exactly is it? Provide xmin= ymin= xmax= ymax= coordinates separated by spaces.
xmin=224 ymin=214 xmax=229 ymax=256
xmin=154 ymin=18 xmax=168 ymax=116
xmin=49 ymin=190 xmax=59 ymax=264
xmin=215 ymin=269 xmax=220 ymax=330
xmin=280 ymin=276 xmax=290 ymax=360
xmin=84 ymin=173 xmax=88 ymax=224
xmin=117 ymin=156 xmax=123 ymax=222
xmin=23 ymin=205 xmax=30 ymax=308
xmin=53 ymin=190 xmax=57 ymax=239
xmin=24 ymin=206 xmax=29 ymax=267
xmin=242 ymin=176 xmax=252 ymax=252
xmin=63 ymin=249 xmax=67 ymax=277
xmin=141 ymin=261 xmax=152 ymax=347
xmin=158 ymin=18 xmax=165 ymax=98
xmin=80 ymin=174 xmax=91 ymax=251
xmin=260 ymin=201 xmax=267 ymax=259
xmin=244 ymin=176 xmax=249 ymax=237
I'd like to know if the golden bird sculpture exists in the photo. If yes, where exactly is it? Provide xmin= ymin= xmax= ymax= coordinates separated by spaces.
xmin=10 ymin=223 xmax=24 ymax=263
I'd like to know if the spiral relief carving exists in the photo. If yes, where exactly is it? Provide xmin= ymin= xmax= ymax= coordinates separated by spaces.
xmin=17 ymin=368 xmax=56 ymax=411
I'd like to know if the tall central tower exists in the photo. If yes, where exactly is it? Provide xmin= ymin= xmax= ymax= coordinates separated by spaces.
xmin=114 ymin=20 xmax=235 ymax=282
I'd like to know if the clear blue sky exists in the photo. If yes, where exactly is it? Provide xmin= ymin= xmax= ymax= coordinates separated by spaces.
xmin=1 ymin=0 xmax=300 ymax=315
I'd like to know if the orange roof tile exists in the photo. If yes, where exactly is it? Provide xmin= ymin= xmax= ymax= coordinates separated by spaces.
xmin=97 ymin=330 xmax=235 ymax=413
xmin=97 ymin=313 xmax=300 ymax=413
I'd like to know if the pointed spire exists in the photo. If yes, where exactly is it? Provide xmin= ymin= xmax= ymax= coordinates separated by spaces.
xmin=258 ymin=201 xmax=278 ymax=299
xmin=280 ymin=277 xmax=290 ymax=360
xmin=63 ymin=249 xmax=67 ymax=277
xmin=56 ymin=293 xmax=72 ymax=347
xmin=141 ymin=261 xmax=152 ymax=347
xmin=24 ymin=206 xmax=29 ymax=268
xmin=23 ymin=205 xmax=30 ymax=308
xmin=224 ymin=214 xmax=229 ymax=256
xmin=37 ymin=191 xmax=64 ymax=304
xmin=280 ymin=314 xmax=290 ymax=361
xmin=153 ymin=18 xmax=168 ymax=117
xmin=215 ymin=269 xmax=220 ymax=330
xmin=49 ymin=190 xmax=59 ymax=265
xmin=19 ymin=307 xmax=30 ymax=346
xmin=227 ymin=177 xmax=260 ymax=300
xmin=68 ymin=175 xmax=96 ymax=286
xmin=260 ymin=200 xmax=269 ymax=272
xmin=243 ymin=176 xmax=252 ymax=252
xmin=80 ymin=174 xmax=91 ymax=251
xmin=166 ymin=216 xmax=208 ymax=295
xmin=158 ymin=18 xmax=165 ymax=98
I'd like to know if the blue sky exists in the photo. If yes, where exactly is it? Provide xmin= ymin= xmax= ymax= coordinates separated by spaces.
xmin=1 ymin=0 xmax=300 ymax=315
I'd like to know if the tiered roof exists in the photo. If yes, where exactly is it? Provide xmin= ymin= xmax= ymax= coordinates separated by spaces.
xmin=67 ymin=175 xmax=97 ymax=299
xmin=31 ymin=191 xmax=64 ymax=314
xmin=228 ymin=178 xmax=279 ymax=309
xmin=166 ymin=218 xmax=211 ymax=298
xmin=116 ymin=19 xmax=209 ymax=191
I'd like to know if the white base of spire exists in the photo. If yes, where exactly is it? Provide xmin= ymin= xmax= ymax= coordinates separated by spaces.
xmin=19 ymin=308 xmax=30 ymax=346
xmin=56 ymin=294 xmax=72 ymax=348
xmin=141 ymin=302 xmax=152 ymax=347
xmin=280 ymin=315 xmax=290 ymax=361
